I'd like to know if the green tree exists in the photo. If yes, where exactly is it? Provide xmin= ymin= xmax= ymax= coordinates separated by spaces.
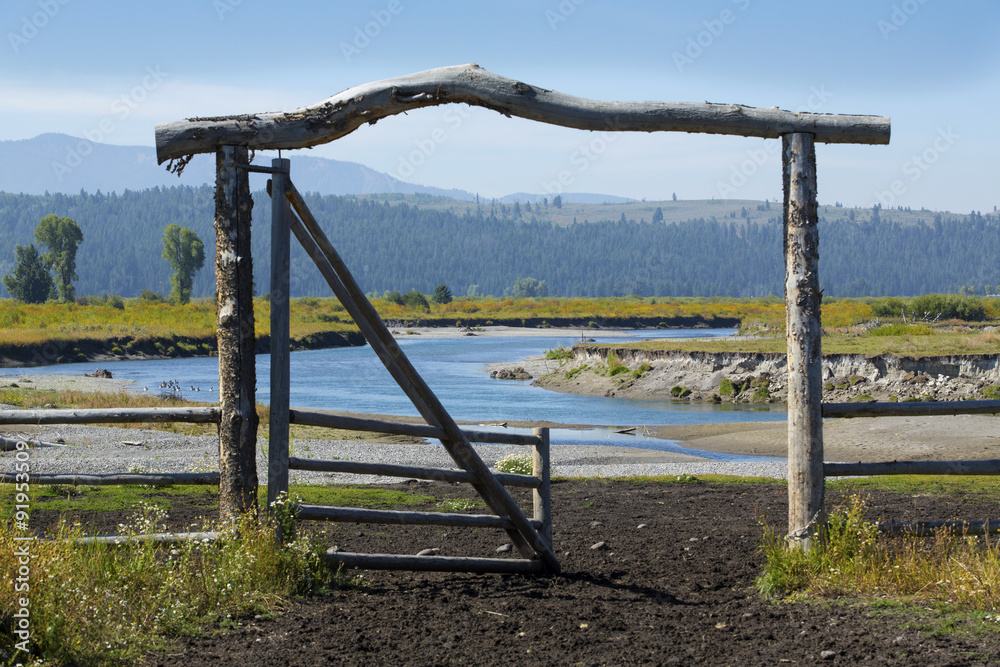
xmin=383 ymin=290 xmax=404 ymax=305
xmin=34 ymin=214 xmax=83 ymax=301
xmin=432 ymin=283 xmax=453 ymax=304
xmin=402 ymin=289 xmax=429 ymax=311
xmin=3 ymin=244 xmax=55 ymax=304
xmin=507 ymin=277 xmax=549 ymax=297
xmin=552 ymin=195 xmax=562 ymax=209
xmin=161 ymin=224 xmax=205 ymax=304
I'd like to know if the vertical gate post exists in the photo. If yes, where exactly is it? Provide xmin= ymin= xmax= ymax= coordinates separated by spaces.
xmin=782 ymin=133 xmax=824 ymax=551
xmin=532 ymin=427 xmax=552 ymax=549
xmin=215 ymin=145 xmax=259 ymax=523
xmin=268 ymin=158 xmax=291 ymax=511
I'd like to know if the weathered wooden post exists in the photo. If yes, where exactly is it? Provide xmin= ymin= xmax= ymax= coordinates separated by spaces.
xmin=532 ymin=427 xmax=553 ymax=549
xmin=267 ymin=158 xmax=291 ymax=513
xmin=215 ymin=145 xmax=259 ymax=522
xmin=783 ymin=133 xmax=824 ymax=550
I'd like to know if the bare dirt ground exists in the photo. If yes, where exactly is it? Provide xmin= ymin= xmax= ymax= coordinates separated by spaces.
xmin=65 ymin=479 xmax=995 ymax=666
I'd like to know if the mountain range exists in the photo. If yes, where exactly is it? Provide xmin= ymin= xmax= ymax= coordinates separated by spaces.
xmin=0 ymin=134 xmax=632 ymax=204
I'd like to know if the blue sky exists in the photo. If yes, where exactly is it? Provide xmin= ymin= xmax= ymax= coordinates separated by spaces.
xmin=2 ymin=0 xmax=998 ymax=212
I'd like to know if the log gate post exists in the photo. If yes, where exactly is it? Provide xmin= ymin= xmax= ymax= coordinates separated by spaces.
xmin=782 ymin=133 xmax=824 ymax=550
xmin=267 ymin=158 xmax=292 ymax=515
xmin=215 ymin=145 xmax=259 ymax=523
xmin=532 ymin=427 xmax=553 ymax=549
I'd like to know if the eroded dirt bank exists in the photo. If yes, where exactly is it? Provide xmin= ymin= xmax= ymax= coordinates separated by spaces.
xmin=533 ymin=347 xmax=1000 ymax=405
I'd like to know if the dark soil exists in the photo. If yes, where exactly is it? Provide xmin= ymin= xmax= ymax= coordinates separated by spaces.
xmin=63 ymin=479 xmax=1000 ymax=665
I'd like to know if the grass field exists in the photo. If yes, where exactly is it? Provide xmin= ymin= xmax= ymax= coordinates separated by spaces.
xmin=2 ymin=294 xmax=998 ymax=362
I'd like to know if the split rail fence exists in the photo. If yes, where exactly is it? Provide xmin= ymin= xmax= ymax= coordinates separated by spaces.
xmin=820 ymin=399 xmax=1000 ymax=537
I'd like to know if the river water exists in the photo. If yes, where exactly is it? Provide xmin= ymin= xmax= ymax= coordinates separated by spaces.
xmin=2 ymin=328 xmax=786 ymax=457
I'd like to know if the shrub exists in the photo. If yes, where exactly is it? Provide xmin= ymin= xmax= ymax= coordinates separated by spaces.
xmin=383 ymin=290 xmax=404 ymax=305
xmin=719 ymin=378 xmax=735 ymax=396
xmin=670 ymin=385 xmax=691 ymax=398
xmin=402 ymin=289 xmax=430 ymax=311
xmin=982 ymin=384 xmax=1000 ymax=400
xmin=495 ymin=453 xmax=533 ymax=475
xmin=545 ymin=346 xmax=572 ymax=362
xmin=631 ymin=363 xmax=651 ymax=379
xmin=870 ymin=296 xmax=906 ymax=317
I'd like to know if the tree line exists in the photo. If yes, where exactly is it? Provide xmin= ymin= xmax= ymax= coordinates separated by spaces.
xmin=0 ymin=186 xmax=998 ymax=300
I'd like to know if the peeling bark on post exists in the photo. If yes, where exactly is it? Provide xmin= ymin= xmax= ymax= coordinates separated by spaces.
xmin=215 ymin=145 xmax=258 ymax=523
xmin=783 ymin=133 xmax=824 ymax=551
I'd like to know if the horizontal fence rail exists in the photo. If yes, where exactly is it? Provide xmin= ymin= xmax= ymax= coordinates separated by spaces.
xmin=825 ymin=460 xmax=1000 ymax=477
xmin=823 ymin=400 xmax=1000 ymax=419
xmin=288 ymin=457 xmax=541 ymax=488
xmin=326 ymin=550 xmax=545 ymax=574
xmin=288 ymin=409 xmax=541 ymax=446
xmin=298 ymin=504 xmax=544 ymax=531
xmin=0 ymin=407 xmax=221 ymax=425
xmin=0 ymin=472 xmax=219 ymax=486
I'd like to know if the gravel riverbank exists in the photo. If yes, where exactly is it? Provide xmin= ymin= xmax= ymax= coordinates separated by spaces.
xmin=0 ymin=424 xmax=787 ymax=482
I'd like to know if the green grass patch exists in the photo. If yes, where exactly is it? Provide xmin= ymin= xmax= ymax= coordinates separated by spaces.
xmin=828 ymin=474 xmax=1000 ymax=500
xmin=870 ymin=323 xmax=935 ymax=336
xmin=1 ymin=483 xmax=437 ymax=518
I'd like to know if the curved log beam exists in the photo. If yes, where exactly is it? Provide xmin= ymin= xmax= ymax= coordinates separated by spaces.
xmin=155 ymin=63 xmax=890 ymax=165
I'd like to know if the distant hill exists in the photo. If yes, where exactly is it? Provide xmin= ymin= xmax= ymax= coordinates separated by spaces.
xmin=0 ymin=134 xmax=631 ymax=205
xmin=0 ymin=185 xmax=997 ymax=300
xmin=0 ymin=133 xmax=476 ymax=199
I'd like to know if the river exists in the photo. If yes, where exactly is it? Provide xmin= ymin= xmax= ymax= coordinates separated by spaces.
xmin=2 ymin=328 xmax=786 ymax=456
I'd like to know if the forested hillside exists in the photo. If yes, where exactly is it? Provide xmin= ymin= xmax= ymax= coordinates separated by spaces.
xmin=0 ymin=187 xmax=997 ymax=299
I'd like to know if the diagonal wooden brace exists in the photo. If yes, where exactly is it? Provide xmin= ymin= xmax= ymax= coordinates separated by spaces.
xmin=283 ymin=182 xmax=559 ymax=573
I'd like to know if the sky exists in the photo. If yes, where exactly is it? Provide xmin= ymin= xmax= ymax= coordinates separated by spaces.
xmin=1 ymin=0 xmax=998 ymax=213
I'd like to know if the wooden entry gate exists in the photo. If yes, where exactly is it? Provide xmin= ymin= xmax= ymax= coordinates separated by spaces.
xmin=253 ymin=155 xmax=558 ymax=573
xmin=154 ymin=63 xmax=892 ymax=554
